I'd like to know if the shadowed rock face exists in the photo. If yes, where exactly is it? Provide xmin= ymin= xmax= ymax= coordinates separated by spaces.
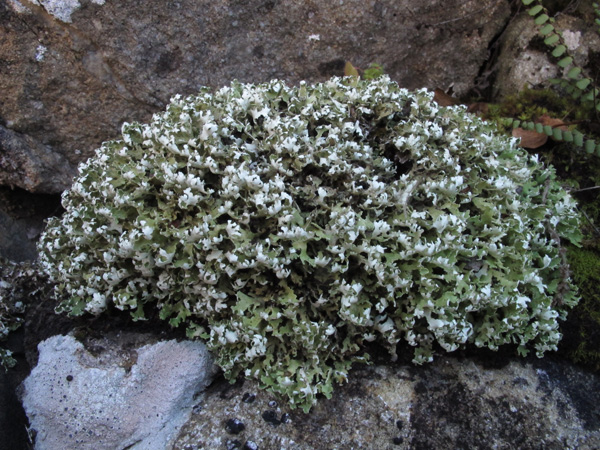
xmin=0 ymin=187 xmax=62 ymax=262
xmin=1 ymin=0 xmax=510 ymax=192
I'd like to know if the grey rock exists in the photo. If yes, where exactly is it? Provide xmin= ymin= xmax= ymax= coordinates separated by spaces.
xmin=20 ymin=334 xmax=218 ymax=450
xmin=1 ymin=0 xmax=510 ymax=189
xmin=0 ymin=125 xmax=76 ymax=194
xmin=495 ymin=13 xmax=600 ymax=99
xmin=173 ymin=355 xmax=600 ymax=450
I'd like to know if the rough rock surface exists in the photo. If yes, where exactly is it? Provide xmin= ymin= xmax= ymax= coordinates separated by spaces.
xmin=495 ymin=13 xmax=600 ymax=99
xmin=1 ymin=0 xmax=510 ymax=191
xmin=172 ymin=353 xmax=600 ymax=450
xmin=0 ymin=124 xmax=76 ymax=194
xmin=20 ymin=333 xmax=218 ymax=450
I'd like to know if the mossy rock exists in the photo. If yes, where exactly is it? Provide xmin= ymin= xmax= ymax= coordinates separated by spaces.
xmin=561 ymin=246 xmax=600 ymax=371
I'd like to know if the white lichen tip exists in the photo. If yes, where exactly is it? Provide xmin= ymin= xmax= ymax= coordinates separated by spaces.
xmin=7 ymin=0 xmax=30 ymax=13
xmin=31 ymin=0 xmax=106 ymax=23
xmin=35 ymin=45 xmax=47 ymax=62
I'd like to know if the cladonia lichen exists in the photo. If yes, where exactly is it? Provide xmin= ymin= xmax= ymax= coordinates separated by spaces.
xmin=1 ymin=260 xmax=36 ymax=370
xmin=37 ymin=76 xmax=582 ymax=412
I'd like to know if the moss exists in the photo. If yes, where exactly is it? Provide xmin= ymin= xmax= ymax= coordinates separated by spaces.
xmin=561 ymin=246 xmax=600 ymax=371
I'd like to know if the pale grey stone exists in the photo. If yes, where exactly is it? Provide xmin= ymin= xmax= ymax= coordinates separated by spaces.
xmin=21 ymin=334 xmax=218 ymax=450
xmin=495 ymin=13 xmax=600 ymax=99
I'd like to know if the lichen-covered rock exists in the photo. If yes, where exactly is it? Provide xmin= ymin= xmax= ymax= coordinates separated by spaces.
xmin=172 ymin=355 xmax=600 ymax=450
xmin=560 ymin=246 xmax=600 ymax=372
xmin=20 ymin=334 xmax=218 ymax=450
xmin=1 ymin=0 xmax=510 ymax=191
xmin=37 ymin=76 xmax=582 ymax=412
xmin=495 ymin=13 xmax=600 ymax=99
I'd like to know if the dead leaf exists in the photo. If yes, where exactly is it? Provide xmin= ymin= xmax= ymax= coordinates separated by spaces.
xmin=344 ymin=62 xmax=359 ymax=77
xmin=538 ymin=114 xmax=568 ymax=131
xmin=512 ymin=128 xmax=548 ymax=149
xmin=467 ymin=102 xmax=489 ymax=115
xmin=433 ymin=89 xmax=461 ymax=107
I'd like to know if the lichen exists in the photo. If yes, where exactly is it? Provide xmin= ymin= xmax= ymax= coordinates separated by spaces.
xmin=9 ymin=0 xmax=107 ymax=23
xmin=0 ymin=260 xmax=32 ymax=370
xmin=37 ymin=76 xmax=582 ymax=411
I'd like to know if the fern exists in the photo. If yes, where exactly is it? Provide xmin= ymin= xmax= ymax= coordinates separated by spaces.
xmin=519 ymin=0 xmax=600 ymax=155
xmin=501 ymin=117 xmax=600 ymax=156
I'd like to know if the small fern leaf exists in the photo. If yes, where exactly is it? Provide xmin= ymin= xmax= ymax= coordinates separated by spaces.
xmin=567 ymin=67 xmax=582 ymax=79
xmin=544 ymin=34 xmax=560 ymax=45
xmin=557 ymin=56 xmax=573 ymax=68
xmin=552 ymin=128 xmax=563 ymax=140
xmin=552 ymin=45 xmax=567 ymax=57
xmin=575 ymin=78 xmax=591 ymax=90
xmin=585 ymin=139 xmax=596 ymax=154
xmin=582 ymin=89 xmax=599 ymax=102
xmin=529 ymin=4 xmax=544 ymax=15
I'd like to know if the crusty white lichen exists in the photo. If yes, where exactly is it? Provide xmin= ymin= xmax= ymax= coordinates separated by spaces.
xmin=38 ymin=76 xmax=582 ymax=412
xmin=9 ymin=0 xmax=106 ymax=23
xmin=1 ymin=261 xmax=30 ymax=370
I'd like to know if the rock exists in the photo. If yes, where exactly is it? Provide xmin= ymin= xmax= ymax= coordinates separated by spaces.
xmin=173 ymin=354 xmax=600 ymax=450
xmin=20 ymin=334 xmax=218 ymax=450
xmin=0 ymin=125 xmax=76 ymax=194
xmin=1 ymin=0 xmax=510 ymax=191
xmin=495 ymin=13 xmax=600 ymax=99
xmin=0 ymin=187 xmax=62 ymax=262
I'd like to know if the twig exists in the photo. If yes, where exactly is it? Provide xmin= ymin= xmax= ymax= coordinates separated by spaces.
xmin=429 ymin=0 xmax=504 ymax=27
xmin=570 ymin=185 xmax=600 ymax=193
xmin=579 ymin=207 xmax=600 ymax=237
xmin=541 ymin=178 xmax=551 ymax=204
